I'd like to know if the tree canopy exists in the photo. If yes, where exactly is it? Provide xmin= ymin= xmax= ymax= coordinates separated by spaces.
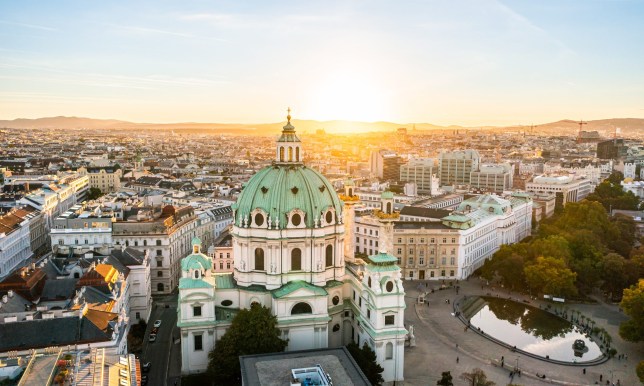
xmin=524 ymin=256 xmax=578 ymax=298
xmin=346 ymin=342 xmax=384 ymax=386
xmin=619 ymin=279 xmax=644 ymax=342
xmin=437 ymin=371 xmax=454 ymax=386
xmin=460 ymin=368 xmax=496 ymax=386
xmin=207 ymin=304 xmax=287 ymax=384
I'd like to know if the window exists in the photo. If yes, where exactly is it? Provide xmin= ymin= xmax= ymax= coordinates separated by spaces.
xmin=442 ymin=238 xmax=447 ymax=243
xmin=420 ymin=238 xmax=425 ymax=243
xmin=385 ymin=342 xmax=393 ymax=360
xmin=220 ymin=262 xmax=223 ymax=269
xmin=386 ymin=281 xmax=394 ymax=292
xmin=451 ymin=238 xmax=456 ymax=243
xmin=397 ymin=248 xmax=402 ymax=255
xmin=194 ymin=335 xmax=203 ymax=351
xmin=194 ymin=270 xmax=200 ymax=279
xmin=193 ymin=306 xmax=202 ymax=317
xmin=450 ymin=257 xmax=455 ymax=265
xmin=408 ymin=257 xmax=413 ymax=265
xmin=291 ymin=248 xmax=302 ymax=270
xmin=156 ymin=260 xmax=162 ymax=267
xmin=332 ymin=324 xmax=340 ymax=332
xmin=325 ymin=245 xmax=333 ymax=267
xmin=368 ymin=277 xmax=372 ymax=287
xmin=255 ymin=213 xmax=264 ymax=227
xmin=431 ymin=238 xmax=435 ymax=243
xmin=430 ymin=270 xmax=435 ymax=278
xmin=58 ymin=239 xmax=64 ymax=245
xmin=157 ymin=283 xmax=164 ymax=292
xmin=134 ymin=241 xmax=138 ymax=246
xmin=136 ymin=312 xmax=140 ymax=320
xmin=367 ymin=309 xmax=371 ymax=319
xmin=144 ymin=240 xmax=147 ymax=246
xmin=291 ymin=213 xmax=302 ymax=226
xmin=291 ymin=302 xmax=312 ymax=315
xmin=441 ymin=269 xmax=446 ymax=276
xmin=84 ymin=239 xmax=88 ymax=244
xmin=226 ymin=262 xmax=230 ymax=269
xmin=325 ymin=211 xmax=333 ymax=224
xmin=157 ymin=240 xmax=162 ymax=246
xmin=226 ymin=253 xmax=230 ymax=259
xmin=397 ymin=238 xmax=402 ymax=243
xmin=442 ymin=257 xmax=446 ymax=265
xmin=409 ymin=238 xmax=414 ymax=243
xmin=385 ymin=315 xmax=395 ymax=325
xmin=332 ymin=295 xmax=340 ymax=305
xmin=450 ymin=270 xmax=455 ymax=276
xmin=419 ymin=257 xmax=425 ymax=265
xmin=157 ymin=249 xmax=162 ymax=256
xmin=157 ymin=271 xmax=163 ymax=277
xmin=255 ymin=248 xmax=265 ymax=271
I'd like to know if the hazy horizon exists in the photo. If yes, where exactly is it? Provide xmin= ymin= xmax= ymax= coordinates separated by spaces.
xmin=2 ymin=1 xmax=644 ymax=126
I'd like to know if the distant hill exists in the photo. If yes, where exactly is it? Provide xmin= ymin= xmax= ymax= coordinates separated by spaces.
xmin=1 ymin=116 xmax=642 ymax=136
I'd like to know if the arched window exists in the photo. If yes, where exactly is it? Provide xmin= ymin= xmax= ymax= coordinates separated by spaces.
xmin=325 ymin=245 xmax=333 ymax=267
xmin=255 ymin=248 xmax=265 ymax=271
xmin=279 ymin=146 xmax=284 ymax=162
xmin=157 ymin=283 xmax=164 ymax=292
xmin=291 ymin=248 xmax=302 ymax=271
xmin=385 ymin=342 xmax=393 ymax=359
xmin=368 ymin=277 xmax=372 ymax=287
xmin=288 ymin=147 xmax=293 ymax=162
xmin=386 ymin=281 xmax=394 ymax=292
xmin=386 ymin=202 xmax=392 ymax=214
xmin=296 ymin=147 xmax=300 ymax=162
xmin=291 ymin=302 xmax=312 ymax=315
xmin=194 ymin=270 xmax=200 ymax=279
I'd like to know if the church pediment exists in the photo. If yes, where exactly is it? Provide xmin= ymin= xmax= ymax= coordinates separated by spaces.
xmin=271 ymin=280 xmax=327 ymax=299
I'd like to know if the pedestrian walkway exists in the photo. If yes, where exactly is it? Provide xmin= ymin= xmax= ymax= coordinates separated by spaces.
xmin=402 ymin=278 xmax=643 ymax=386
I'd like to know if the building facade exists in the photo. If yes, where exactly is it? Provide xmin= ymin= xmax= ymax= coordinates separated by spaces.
xmin=399 ymin=158 xmax=439 ymax=196
xmin=525 ymin=175 xmax=592 ymax=210
xmin=439 ymin=150 xmax=480 ymax=186
xmin=469 ymin=164 xmax=513 ymax=193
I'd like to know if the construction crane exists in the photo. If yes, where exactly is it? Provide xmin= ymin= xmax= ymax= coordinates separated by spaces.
xmin=576 ymin=120 xmax=587 ymax=143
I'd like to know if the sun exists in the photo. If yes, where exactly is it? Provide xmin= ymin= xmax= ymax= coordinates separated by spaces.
xmin=303 ymin=70 xmax=391 ymax=122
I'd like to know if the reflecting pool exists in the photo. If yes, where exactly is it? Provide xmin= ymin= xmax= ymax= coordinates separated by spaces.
xmin=466 ymin=296 xmax=603 ymax=362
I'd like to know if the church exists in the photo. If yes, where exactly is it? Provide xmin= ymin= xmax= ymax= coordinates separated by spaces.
xmin=177 ymin=111 xmax=407 ymax=384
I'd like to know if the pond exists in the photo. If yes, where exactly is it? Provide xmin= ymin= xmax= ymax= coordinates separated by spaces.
xmin=466 ymin=296 xmax=603 ymax=362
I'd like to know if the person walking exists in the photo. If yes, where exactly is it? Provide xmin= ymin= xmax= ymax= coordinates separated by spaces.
xmin=456 ymin=356 xmax=459 ymax=364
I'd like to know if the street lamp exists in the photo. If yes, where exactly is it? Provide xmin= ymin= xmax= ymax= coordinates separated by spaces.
xmin=515 ymin=356 xmax=520 ymax=372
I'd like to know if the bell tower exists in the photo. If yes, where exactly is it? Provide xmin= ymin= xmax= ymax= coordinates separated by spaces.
xmin=276 ymin=107 xmax=303 ymax=163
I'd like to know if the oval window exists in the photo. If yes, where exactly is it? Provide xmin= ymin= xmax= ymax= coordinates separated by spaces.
xmin=332 ymin=295 xmax=340 ymax=305
xmin=325 ymin=211 xmax=333 ymax=224
xmin=386 ymin=281 xmax=394 ymax=292
xmin=332 ymin=324 xmax=340 ymax=332
xmin=291 ymin=213 xmax=301 ymax=226
xmin=221 ymin=300 xmax=233 ymax=306
xmin=255 ymin=213 xmax=264 ymax=227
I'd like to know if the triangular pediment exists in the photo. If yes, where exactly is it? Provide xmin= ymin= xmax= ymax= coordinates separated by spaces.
xmin=271 ymin=280 xmax=327 ymax=299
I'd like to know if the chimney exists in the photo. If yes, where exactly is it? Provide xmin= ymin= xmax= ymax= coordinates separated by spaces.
xmin=7 ymin=290 xmax=14 ymax=298
xmin=2 ymin=295 xmax=7 ymax=303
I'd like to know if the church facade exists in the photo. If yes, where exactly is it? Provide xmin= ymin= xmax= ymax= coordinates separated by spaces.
xmin=177 ymin=112 xmax=407 ymax=383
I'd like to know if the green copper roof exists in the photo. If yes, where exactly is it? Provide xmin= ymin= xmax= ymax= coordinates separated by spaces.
xmin=181 ymin=252 xmax=212 ymax=271
xmin=233 ymin=164 xmax=343 ymax=229
xmin=215 ymin=274 xmax=236 ymax=289
xmin=367 ymin=252 xmax=398 ymax=264
xmin=381 ymin=191 xmax=394 ymax=199
xmin=271 ymin=280 xmax=328 ymax=299
xmin=178 ymin=278 xmax=213 ymax=289
xmin=191 ymin=237 xmax=201 ymax=246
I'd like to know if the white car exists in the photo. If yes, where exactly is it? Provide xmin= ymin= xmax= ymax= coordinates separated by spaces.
xmin=148 ymin=334 xmax=157 ymax=343
xmin=153 ymin=320 xmax=162 ymax=328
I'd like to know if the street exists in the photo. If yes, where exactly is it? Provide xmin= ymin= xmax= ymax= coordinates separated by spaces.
xmin=142 ymin=296 xmax=178 ymax=386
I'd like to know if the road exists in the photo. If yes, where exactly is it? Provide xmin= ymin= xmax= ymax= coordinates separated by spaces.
xmin=142 ymin=296 xmax=178 ymax=386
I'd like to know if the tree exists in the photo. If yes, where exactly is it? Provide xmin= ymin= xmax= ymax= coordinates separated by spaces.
xmin=87 ymin=187 xmax=103 ymax=200
xmin=437 ymin=371 xmax=454 ymax=386
xmin=524 ymin=256 xmax=578 ymax=298
xmin=346 ymin=342 xmax=384 ymax=386
xmin=207 ymin=304 xmax=287 ymax=384
xmin=600 ymin=253 xmax=638 ymax=300
xmin=619 ymin=279 xmax=644 ymax=342
xmin=637 ymin=360 xmax=644 ymax=383
xmin=460 ymin=368 xmax=495 ymax=386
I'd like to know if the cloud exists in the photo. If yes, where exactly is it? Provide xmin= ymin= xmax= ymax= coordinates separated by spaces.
xmin=0 ymin=20 xmax=57 ymax=31
xmin=107 ymin=23 xmax=226 ymax=42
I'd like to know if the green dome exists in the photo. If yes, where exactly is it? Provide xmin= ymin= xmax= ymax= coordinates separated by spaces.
xmin=233 ymin=164 xmax=343 ymax=229
xmin=181 ymin=252 xmax=212 ymax=271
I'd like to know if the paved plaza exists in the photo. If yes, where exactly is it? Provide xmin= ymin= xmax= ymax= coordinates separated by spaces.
xmin=402 ymin=278 xmax=643 ymax=386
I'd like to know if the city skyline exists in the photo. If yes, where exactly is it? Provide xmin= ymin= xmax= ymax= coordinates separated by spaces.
xmin=2 ymin=0 xmax=644 ymax=126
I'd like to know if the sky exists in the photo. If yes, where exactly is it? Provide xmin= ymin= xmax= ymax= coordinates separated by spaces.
xmin=1 ymin=0 xmax=643 ymax=126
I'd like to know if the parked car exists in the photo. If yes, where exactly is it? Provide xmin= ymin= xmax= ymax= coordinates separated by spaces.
xmin=142 ymin=362 xmax=151 ymax=372
xmin=148 ymin=334 xmax=156 ymax=342
xmin=153 ymin=320 xmax=162 ymax=328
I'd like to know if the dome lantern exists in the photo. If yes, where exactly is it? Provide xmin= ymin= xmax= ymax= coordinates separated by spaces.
xmin=276 ymin=107 xmax=303 ymax=163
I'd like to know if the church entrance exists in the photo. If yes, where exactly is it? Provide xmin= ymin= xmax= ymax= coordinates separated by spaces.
xmin=419 ymin=270 xmax=425 ymax=280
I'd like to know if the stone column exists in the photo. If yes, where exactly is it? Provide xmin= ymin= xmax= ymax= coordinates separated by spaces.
xmin=343 ymin=202 xmax=356 ymax=263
